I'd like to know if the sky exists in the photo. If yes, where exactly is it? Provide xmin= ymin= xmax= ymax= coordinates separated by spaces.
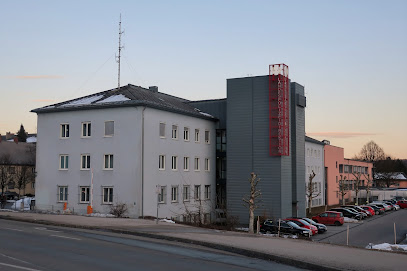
xmin=1 ymin=0 xmax=406 ymax=158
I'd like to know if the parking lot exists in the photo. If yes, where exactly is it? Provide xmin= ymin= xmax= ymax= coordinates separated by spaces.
xmin=312 ymin=209 xmax=407 ymax=248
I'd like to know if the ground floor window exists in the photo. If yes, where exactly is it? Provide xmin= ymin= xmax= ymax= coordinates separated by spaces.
xmin=58 ymin=186 xmax=68 ymax=202
xmin=80 ymin=186 xmax=90 ymax=203
xmin=102 ymin=187 xmax=113 ymax=204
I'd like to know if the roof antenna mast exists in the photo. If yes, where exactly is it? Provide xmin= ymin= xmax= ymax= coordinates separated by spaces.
xmin=116 ymin=14 xmax=124 ymax=91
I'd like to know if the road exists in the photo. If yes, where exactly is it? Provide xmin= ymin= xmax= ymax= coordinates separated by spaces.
xmin=312 ymin=209 xmax=407 ymax=247
xmin=0 ymin=219 xmax=305 ymax=271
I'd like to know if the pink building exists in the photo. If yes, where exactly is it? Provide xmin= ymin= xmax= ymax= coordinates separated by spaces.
xmin=324 ymin=142 xmax=373 ymax=206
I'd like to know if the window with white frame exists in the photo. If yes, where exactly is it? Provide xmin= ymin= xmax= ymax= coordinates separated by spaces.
xmin=204 ymin=158 xmax=210 ymax=171
xmin=171 ymin=156 xmax=178 ymax=170
xmin=172 ymin=125 xmax=178 ymax=139
xmin=59 ymin=155 xmax=69 ymax=170
xmin=183 ymin=157 xmax=189 ymax=171
xmin=204 ymin=130 xmax=210 ymax=144
xmin=104 ymin=154 xmax=114 ymax=169
xmin=159 ymin=155 xmax=165 ymax=170
xmin=81 ymin=122 xmax=91 ymax=137
xmin=171 ymin=186 xmax=178 ymax=202
xmin=159 ymin=122 xmax=165 ymax=138
xmin=184 ymin=127 xmax=189 ymax=141
xmin=105 ymin=121 xmax=114 ymax=136
xmin=183 ymin=185 xmax=190 ymax=201
xmin=58 ymin=186 xmax=68 ymax=202
xmin=195 ymin=129 xmax=200 ymax=142
xmin=194 ymin=185 xmax=201 ymax=200
xmin=194 ymin=157 xmax=200 ymax=171
xmin=81 ymin=154 xmax=91 ymax=170
xmin=158 ymin=186 xmax=166 ymax=203
xmin=60 ymin=124 xmax=69 ymax=138
xmin=80 ymin=186 xmax=90 ymax=203
xmin=204 ymin=185 xmax=210 ymax=200
xmin=102 ymin=187 xmax=113 ymax=204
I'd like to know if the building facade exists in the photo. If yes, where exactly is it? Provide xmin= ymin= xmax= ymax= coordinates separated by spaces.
xmin=32 ymin=85 xmax=216 ymax=221
xmin=305 ymin=136 xmax=325 ymax=208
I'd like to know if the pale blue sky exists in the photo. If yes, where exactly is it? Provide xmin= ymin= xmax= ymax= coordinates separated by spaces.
xmin=1 ymin=0 xmax=406 ymax=158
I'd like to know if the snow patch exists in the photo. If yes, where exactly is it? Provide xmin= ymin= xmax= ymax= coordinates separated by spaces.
xmin=26 ymin=136 xmax=37 ymax=143
xmin=344 ymin=217 xmax=361 ymax=223
xmin=60 ymin=95 xmax=103 ymax=107
xmin=199 ymin=112 xmax=213 ymax=117
xmin=235 ymin=227 xmax=249 ymax=232
xmin=159 ymin=219 xmax=175 ymax=224
xmin=96 ymin=94 xmax=130 ymax=103
xmin=366 ymin=243 xmax=407 ymax=252
xmin=88 ymin=213 xmax=115 ymax=218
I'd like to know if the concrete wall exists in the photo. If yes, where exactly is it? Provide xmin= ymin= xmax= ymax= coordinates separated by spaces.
xmin=324 ymin=144 xmax=344 ymax=206
xmin=305 ymin=140 xmax=325 ymax=207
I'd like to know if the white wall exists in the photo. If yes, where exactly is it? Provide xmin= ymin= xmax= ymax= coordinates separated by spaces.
xmin=305 ymin=141 xmax=325 ymax=207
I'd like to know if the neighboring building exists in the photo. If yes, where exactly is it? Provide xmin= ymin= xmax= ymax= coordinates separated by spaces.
xmin=374 ymin=172 xmax=407 ymax=188
xmin=305 ymin=136 xmax=325 ymax=208
xmin=0 ymin=140 xmax=36 ymax=197
xmin=32 ymin=85 xmax=216 ymax=221
xmin=324 ymin=142 xmax=373 ymax=206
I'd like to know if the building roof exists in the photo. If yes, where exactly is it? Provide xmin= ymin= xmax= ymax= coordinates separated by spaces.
xmin=305 ymin=136 xmax=325 ymax=146
xmin=31 ymin=84 xmax=217 ymax=121
xmin=0 ymin=142 xmax=36 ymax=166
xmin=374 ymin=172 xmax=407 ymax=180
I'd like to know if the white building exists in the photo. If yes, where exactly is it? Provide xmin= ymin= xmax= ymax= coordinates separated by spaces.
xmin=305 ymin=136 xmax=325 ymax=208
xmin=32 ymin=85 xmax=216 ymax=221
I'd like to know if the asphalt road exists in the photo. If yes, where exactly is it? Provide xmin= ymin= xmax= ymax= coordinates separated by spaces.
xmin=0 ymin=219 xmax=305 ymax=271
xmin=312 ymin=209 xmax=407 ymax=247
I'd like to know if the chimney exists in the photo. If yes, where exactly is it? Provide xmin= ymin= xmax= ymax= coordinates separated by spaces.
xmin=149 ymin=86 xmax=158 ymax=93
xmin=322 ymin=139 xmax=330 ymax=145
xmin=14 ymin=137 xmax=18 ymax=144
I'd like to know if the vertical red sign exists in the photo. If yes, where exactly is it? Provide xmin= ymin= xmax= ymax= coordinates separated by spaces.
xmin=269 ymin=64 xmax=289 ymax=156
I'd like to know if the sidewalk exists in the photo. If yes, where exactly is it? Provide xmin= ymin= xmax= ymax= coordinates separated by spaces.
xmin=1 ymin=210 xmax=406 ymax=271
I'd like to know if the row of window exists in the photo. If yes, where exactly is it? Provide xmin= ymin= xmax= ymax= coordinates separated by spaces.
xmin=339 ymin=165 xmax=369 ymax=174
xmin=158 ymin=155 xmax=210 ymax=171
xmin=58 ymin=186 xmax=113 ymax=204
xmin=158 ymin=184 xmax=211 ymax=203
xmin=59 ymin=154 xmax=113 ymax=170
xmin=160 ymin=123 xmax=210 ymax=144
xmin=307 ymin=148 xmax=321 ymax=158
xmin=60 ymin=121 xmax=114 ymax=138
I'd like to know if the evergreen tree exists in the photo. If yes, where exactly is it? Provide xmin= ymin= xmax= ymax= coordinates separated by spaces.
xmin=16 ymin=124 xmax=27 ymax=142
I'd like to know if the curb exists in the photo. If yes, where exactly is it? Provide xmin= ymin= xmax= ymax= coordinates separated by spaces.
xmin=0 ymin=214 xmax=342 ymax=271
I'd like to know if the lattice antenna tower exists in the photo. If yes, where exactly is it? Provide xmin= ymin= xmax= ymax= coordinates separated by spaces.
xmin=116 ymin=14 xmax=124 ymax=91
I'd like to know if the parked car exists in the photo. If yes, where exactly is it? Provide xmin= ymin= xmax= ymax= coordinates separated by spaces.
xmin=284 ymin=218 xmax=318 ymax=235
xmin=330 ymin=208 xmax=363 ymax=220
xmin=367 ymin=204 xmax=385 ymax=214
xmin=396 ymin=200 xmax=407 ymax=209
xmin=311 ymin=211 xmax=344 ymax=226
xmin=360 ymin=206 xmax=375 ymax=216
xmin=383 ymin=201 xmax=400 ymax=210
xmin=260 ymin=220 xmax=311 ymax=237
xmin=371 ymin=202 xmax=391 ymax=211
xmin=341 ymin=206 xmax=369 ymax=218
xmin=302 ymin=217 xmax=327 ymax=233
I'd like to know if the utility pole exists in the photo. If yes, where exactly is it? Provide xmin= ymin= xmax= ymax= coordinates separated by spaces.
xmin=116 ymin=14 xmax=124 ymax=91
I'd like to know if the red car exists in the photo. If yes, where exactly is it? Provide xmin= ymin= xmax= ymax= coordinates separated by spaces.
xmin=397 ymin=200 xmax=407 ymax=209
xmin=312 ymin=211 xmax=344 ymax=226
xmin=360 ymin=206 xmax=375 ymax=216
xmin=284 ymin=218 xmax=318 ymax=235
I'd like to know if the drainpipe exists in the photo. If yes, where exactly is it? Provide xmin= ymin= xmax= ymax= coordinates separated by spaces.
xmin=141 ymin=106 xmax=146 ymax=218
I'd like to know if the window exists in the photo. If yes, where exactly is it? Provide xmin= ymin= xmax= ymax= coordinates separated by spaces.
xmin=103 ymin=187 xmax=113 ymax=204
xmin=172 ymin=125 xmax=178 ymax=139
xmin=81 ymin=122 xmax=91 ymax=137
xmin=104 ymin=154 xmax=114 ymax=169
xmin=204 ymin=130 xmax=210 ymax=144
xmin=204 ymin=185 xmax=211 ymax=200
xmin=205 ymin=158 xmax=210 ymax=171
xmin=59 ymin=155 xmax=69 ymax=170
xmin=183 ymin=157 xmax=189 ymax=171
xmin=159 ymin=155 xmax=165 ymax=170
xmin=8 ymin=180 xmax=15 ymax=189
xmin=158 ymin=186 xmax=166 ymax=203
xmin=183 ymin=185 xmax=190 ymax=201
xmin=171 ymin=186 xmax=178 ymax=202
xmin=339 ymin=164 xmax=343 ymax=173
xmin=81 ymin=154 xmax=91 ymax=170
xmin=171 ymin=156 xmax=178 ymax=170
xmin=58 ymin=186 xmax=68 ymax=202
xmin=194 ymin=157 xmax=200 ymax=171
xmin=105 ymin=121 xmax=114 ymax=136
xmin=195 ymin=129 xmax=200 ymax=142
xmin=194 ymin=185 xmax=201 ymax=200
xmin=80 ymin=186 xmax=90 ymax=203
xmin=216 ymin=130 xmax=226 ymax=152
xmin=184 ymin=127 xmax=189 ymax=141
xmin=159 ymin=122 xmax=165 ymax=138
xmin=60 ymin=124 xmax=69 ymax=138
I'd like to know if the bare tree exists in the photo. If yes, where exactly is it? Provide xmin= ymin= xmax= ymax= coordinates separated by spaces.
xmin=0 ymin=154 xmax=11 ymax=208
xmin=357 ymin=141 xmax=385 ymax=162
xmin=336 ymin=175 xmax=347 ymax=205
xmin=15 ymin=165 xmax=35 ymax=198
xmin=374 ymin=157 xmax=399 ymax=188
xmin=364 ymin=174 xmax=372 ymax=204
xmin=306 ymin=171 xmax=320 ymax=216
xmin=243 ymin=172 xmax=261 ymax=234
